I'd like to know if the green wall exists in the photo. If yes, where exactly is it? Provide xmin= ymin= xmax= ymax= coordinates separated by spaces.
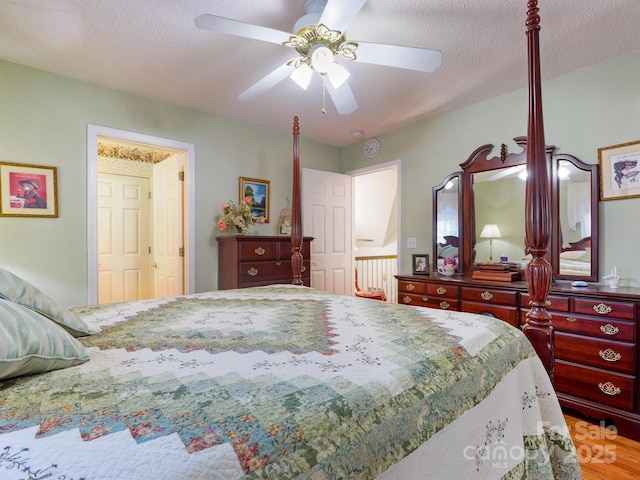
xmin=2 ymin=49 xmax=639 ymax=306
xmin=341 ymin=50 xmax=640 ymax=287
xmin=0 ymin=60 xmax=340 ymax=306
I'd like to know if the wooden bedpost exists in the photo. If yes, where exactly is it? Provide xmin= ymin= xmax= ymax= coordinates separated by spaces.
xmin=523 ymin=0 xmax=554 ymax=379
xmin=291 ymin=116 xmax=304 ymax=285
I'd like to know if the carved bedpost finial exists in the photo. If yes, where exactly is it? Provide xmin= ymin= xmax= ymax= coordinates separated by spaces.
xmin=291 ymin=116 xmax=303 ymax=285
xmin=522 ymin=0 xmax=554 ymax=380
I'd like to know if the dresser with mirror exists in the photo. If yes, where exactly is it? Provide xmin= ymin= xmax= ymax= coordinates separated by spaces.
xmin=397 ymin=137 xmax=640 ymax=440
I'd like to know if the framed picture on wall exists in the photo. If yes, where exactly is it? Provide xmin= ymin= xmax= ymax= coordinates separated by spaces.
xmin=412 ymin=254 xmax=430 ymax=275
xmin=0 ymin=162 xmax=58 ymax=217
xmin=598 ymin=140 xmax=640 ymax=201
xmin=239 ymin=177 xmax=270 ymax=223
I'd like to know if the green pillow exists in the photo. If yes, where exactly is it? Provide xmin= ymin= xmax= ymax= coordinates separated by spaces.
xmin=0 ymin=267 xmax=99 ymax=337
xmin=0 ymin=299 xmax=90 ymax=380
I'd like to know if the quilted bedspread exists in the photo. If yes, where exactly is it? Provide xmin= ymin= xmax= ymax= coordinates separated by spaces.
xmin=0 ymin=286 xmax=581 ymax=479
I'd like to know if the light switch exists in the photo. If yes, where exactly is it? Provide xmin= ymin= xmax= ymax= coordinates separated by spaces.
xmin=407 ymin=237 xmax=417 ymax=249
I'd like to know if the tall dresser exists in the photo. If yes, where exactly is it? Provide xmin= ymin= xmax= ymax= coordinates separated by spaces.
xmin=396 ymin=273 xmax=640 ymax=441
xmin=217 ymin=235 xmax=313 ymax=289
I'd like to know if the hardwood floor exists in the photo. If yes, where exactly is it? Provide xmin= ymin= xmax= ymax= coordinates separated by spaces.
xmin=564 ymin=411 xmax=640 ymax=480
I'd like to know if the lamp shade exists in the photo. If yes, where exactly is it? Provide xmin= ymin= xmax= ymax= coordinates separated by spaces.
xmin=480 ymin=224 xmax=502 ymax=239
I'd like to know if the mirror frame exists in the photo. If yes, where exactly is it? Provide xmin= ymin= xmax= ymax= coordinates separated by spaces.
xmin=551 ymin=153 xmax=599 ymax=282
xmin=432 ymin=172 xmax=463 ymax=273
xmin=447 ymin=136 xmax=599 ymax=281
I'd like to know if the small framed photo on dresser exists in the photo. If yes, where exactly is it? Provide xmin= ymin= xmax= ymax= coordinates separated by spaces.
xmin=412 ymin=254 xmax=430 ymax=275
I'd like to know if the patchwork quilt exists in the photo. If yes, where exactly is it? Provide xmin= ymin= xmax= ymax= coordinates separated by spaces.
xmin=0 ymin=286 xmax=581 ymax=479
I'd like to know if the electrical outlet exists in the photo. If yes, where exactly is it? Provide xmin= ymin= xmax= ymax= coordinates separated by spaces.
xmin=407 ymin=237 xmax=417 ymax=249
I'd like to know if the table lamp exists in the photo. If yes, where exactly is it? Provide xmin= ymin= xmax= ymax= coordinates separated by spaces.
xmin=480 ymin=224 xmax=502 ymax=264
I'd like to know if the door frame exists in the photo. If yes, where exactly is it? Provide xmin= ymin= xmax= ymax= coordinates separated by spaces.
xmin=346 ymin=159 xmax=402 ymax=287
xmin=87 ymin=125 xmax=195 ymax=304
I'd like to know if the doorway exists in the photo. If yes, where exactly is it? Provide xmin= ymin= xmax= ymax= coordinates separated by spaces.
xmin=348 ymin=161 xmax=400 ymax=303
xmin=87 ymin=125 xmax=195 ymax=305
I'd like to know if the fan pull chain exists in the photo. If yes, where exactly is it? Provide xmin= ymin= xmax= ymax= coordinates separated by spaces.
xmin=321 ymin=81 xmax=327 ymax=114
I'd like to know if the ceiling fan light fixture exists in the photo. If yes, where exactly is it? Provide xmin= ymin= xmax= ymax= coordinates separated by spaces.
xmin=310 ymin=45 xmax=335 ymax=73
xmin=290 ymin=63 xmax=313 ymax=90
xmin=326 ymin=61 xmax=350 ymax=89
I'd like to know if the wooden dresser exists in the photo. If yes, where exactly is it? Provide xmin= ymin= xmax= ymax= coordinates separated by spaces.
xmin=217 ymin=235 xmax=312 ymax=289
xmin=396 ymin=273 xmax=640 ymax=441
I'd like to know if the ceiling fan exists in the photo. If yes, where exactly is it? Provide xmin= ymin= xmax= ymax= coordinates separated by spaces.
xmin=194 ymin=0 xmax=441 ymax=115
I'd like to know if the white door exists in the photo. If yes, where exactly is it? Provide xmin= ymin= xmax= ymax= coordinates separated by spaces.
xmin=98 ymin=173 xmax=150 ymax=303
xmin=302 ymin=168 xmax=352 ymax=294
xmin=152 ymin=154 xmax=183 ymax=298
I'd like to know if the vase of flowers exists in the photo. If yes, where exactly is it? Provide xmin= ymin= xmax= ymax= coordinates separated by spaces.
xmin=217 ymin=196 xmax=265 ymax=235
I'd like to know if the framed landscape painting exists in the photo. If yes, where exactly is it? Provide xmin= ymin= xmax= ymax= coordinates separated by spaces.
xmin=239 ymin=177 xmax=270 ymax=222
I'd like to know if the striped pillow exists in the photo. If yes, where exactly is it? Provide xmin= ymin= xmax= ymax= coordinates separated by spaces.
xmin=0 ymin=267 xmax=99 ymax=337
xmin=0 ymin=299 xmax=89 ymax=381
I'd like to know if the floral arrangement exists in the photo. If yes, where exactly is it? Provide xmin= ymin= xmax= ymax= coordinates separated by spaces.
xmin=443 ymin=257 xmax=457 ymax=269
xmin=217 ymin=196 xmax=264 ymax=234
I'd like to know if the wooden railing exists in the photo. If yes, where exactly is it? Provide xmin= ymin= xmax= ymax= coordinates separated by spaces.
xmin=355 ymin=255 xmax=398 ymax=303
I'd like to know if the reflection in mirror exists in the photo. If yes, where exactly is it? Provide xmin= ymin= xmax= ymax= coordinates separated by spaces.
xmin=553 ymin=155 xmax=598 ymax=281
xmin=432 ymin=172 xmax=462 ymax=273
xmin=472 ymin=167 xmax=527 ymax=265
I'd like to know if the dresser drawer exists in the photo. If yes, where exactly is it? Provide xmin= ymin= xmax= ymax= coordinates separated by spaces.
xmin=555 ymin=360 xmax=635 ymax=411
xmin=398 ymin=281 xmax=427 ymax=295
xmin=427 ymin=283 xmax=459 ymax=298
xmin=460 ymin=301 xmax=518 ymax=328
xmin=573 ymin=298 xmax=635 ymax=320
xmin=520 ymin=293 xmax=570 ymax=312
xmin=239 ymin=260 xmax=294 ymax=283
xmin=555 ymin=332 xmax=636 ymax=374
xmin=239 ymin=241 xmax=279 ymax=261
xmin=399 ymin=292 xmax=429 ymax=307
xmin=461 ymin=287 xmax=517 ymax=306
xmin=551 ymin=313 xmax=635 ymax=342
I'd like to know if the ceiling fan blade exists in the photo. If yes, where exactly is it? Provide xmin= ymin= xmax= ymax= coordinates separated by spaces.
xmin=194 ymin=14 xmax=291 ymax=45
xmin=319 ymin=0 xmax=368 ymax=33
xmin=238 ymin=62 xmax=295 ymax=101
xmin=355 ymin=42 xmax=442 ymax=73
xmin=322 ymin=76 xmax=358 ymax=115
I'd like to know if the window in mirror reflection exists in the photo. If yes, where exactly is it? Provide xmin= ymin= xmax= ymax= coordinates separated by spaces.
xmin=558 ymin=160 xmax=592 ymax=277
xmin=436 ymin=178 xmax=459 ymax=265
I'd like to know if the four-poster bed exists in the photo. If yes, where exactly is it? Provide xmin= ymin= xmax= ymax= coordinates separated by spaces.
xmin=0 ymin=2 xmax=581 ymax=479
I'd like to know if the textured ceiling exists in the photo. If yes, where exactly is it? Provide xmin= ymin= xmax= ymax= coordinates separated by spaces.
xmin=1 ymin=0 xmax=639 ymax=147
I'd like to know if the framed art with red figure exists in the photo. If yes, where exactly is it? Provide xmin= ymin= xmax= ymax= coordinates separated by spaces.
xmin=0 ymin=162 xmax=58 ymax=217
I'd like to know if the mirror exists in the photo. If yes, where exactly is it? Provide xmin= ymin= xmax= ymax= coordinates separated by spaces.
xmin=432 ymin=172 xmax=462 ymax=273
xmin=472 ymin=167 xmax=527 ymax=265
xmin=552 ymin=154 xmax=599 ymax=282
xmin=441 ymin=137 xmax=599 ymax=282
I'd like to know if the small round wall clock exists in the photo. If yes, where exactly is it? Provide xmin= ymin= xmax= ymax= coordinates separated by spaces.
xmin=364 ymin=138 xmax=380 ymax=158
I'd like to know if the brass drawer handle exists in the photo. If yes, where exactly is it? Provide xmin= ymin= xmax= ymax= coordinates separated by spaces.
xmin=440 ymin=301 xmax=450 ymax=310
xmin=276 ymin=262 xmax=282 ymax=266
xmin=566 ymin=316 xmax=577 ymax=323
xmin=598 ymin=382 xmax=621 ymax=396
xmin=301 ymin=266 xmax=306 ymax=273
xmin=599 ymin=348 xmax=622 ymax=362
xmin=436 ymin=287 xmax=447 ymax=295
xmin=422 ymin=297 xmax=429 ymax=302
xmin=403 ymin=296 xmax=412 ymax=304
xmin=593 ymin=303 xmax=613 ymax=315
xmin=255 ymin=247 xmax=266 ymax=256
xmin=481 ymin=291 xmax=493 ymax=301
xmin=406 ymin=283 xmax=415 ymax=292
xmin=247 ymin=267 xmax=258 ymax=276
xmin=600 ymin=324 xmax=620 ymax=336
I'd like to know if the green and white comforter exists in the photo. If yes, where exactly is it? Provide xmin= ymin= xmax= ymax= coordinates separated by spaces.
xmin=0 ymin=285 xmax=581 ymax=479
